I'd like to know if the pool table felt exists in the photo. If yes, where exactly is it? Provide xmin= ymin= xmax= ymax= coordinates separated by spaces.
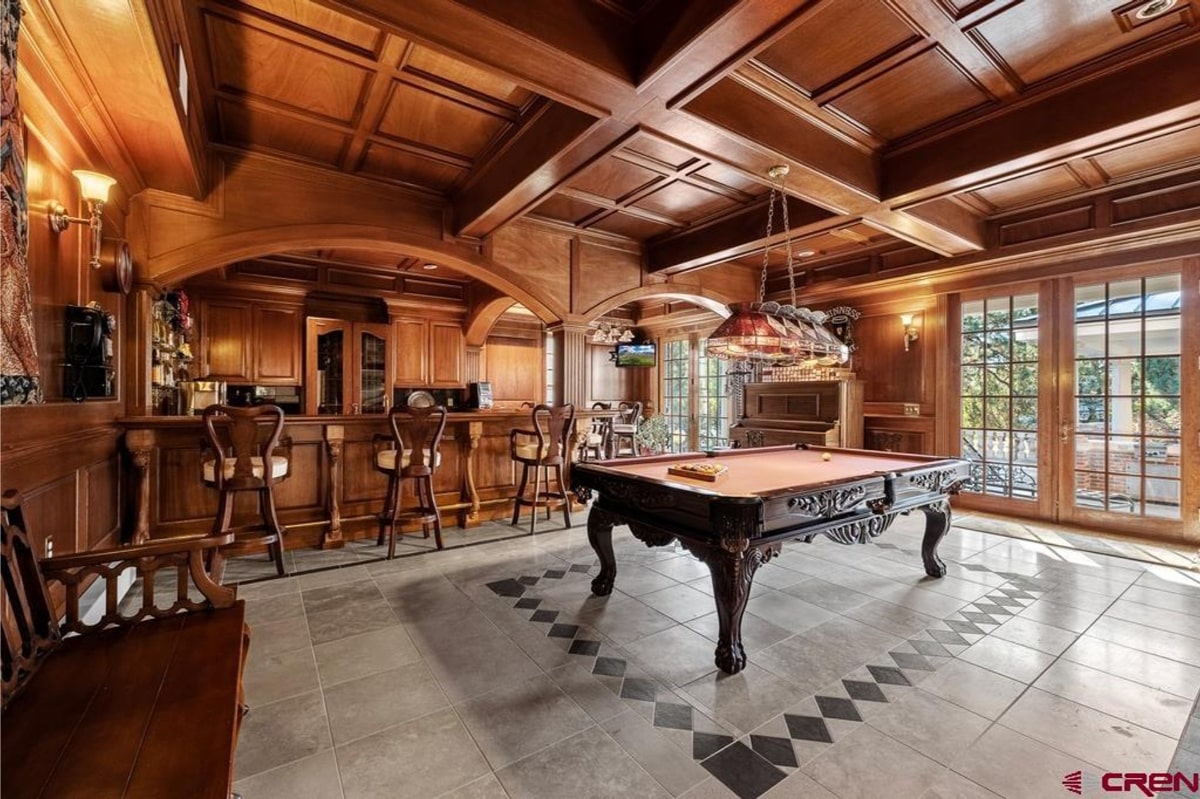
xmin=594 ymin=448 xmax=943 ymax=498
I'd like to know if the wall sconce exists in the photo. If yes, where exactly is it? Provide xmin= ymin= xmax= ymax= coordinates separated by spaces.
xmin=48 ymin=170 xmax=117 ymax=270
xmin=900 ymin=313 xmax=920 ymax=351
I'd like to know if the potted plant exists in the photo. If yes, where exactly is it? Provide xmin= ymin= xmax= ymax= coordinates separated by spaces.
xmin=635 ymin=413 xmax=672 ymax=455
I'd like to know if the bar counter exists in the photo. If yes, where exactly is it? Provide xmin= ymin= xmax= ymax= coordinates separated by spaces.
xmin=118 ymin=410 xmax=610 ymax=549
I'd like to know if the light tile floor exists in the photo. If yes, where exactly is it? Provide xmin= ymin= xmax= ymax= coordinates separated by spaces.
xmin=227 ymin=512 xmax=1200 ymax=799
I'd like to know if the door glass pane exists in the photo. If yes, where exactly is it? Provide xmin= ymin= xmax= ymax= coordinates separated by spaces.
xmin=360 ymin=331 xmax=387 ymax=413
xmin=958 ymin=294 xmax=1038 ymax=500
xmin=662 ymin=339 xmax=690 ymax=453
xmin=1071 ymin=274 xmax=1182 ymax=518
xmin=697 ymin=342 xmax=729 ymax=451
xmin=316 ymin=329 xmax=344 ymax=414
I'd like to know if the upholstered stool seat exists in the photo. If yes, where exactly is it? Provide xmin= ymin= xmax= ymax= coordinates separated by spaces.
xmin=202 ymin=455 xmax=289 ymax=483
xmin=375 ymin=448 xmax=442 ymax=471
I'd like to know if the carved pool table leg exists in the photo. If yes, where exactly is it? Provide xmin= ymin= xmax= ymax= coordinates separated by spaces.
xmin=703 ymin=540 xmax=779 ymax=675
xmin=588 ymin=507 xmax=619 ymax=596
xmin=920 ymin=499 xmax=952 ymax=578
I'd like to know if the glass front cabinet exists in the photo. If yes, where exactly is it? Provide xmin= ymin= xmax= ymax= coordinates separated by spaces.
xmin=305 ymin=318 xmax=391 ymax=414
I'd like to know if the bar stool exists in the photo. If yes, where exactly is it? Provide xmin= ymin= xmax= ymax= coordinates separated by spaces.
xmin=580 ymin=402 xmax=613 ymax=461
xmin=510 ymin=403 xmax=575 ymax=533
xmin=611 ymin=401 xmax=642 ymax=457
xmin=201 ymin=404 xmax=291 ymax=580
xmin=373 ymin=402 xmax=448 ymax=557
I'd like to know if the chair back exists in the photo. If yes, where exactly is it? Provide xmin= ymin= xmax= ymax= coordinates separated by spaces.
xmin=388 ymin=404 xmax=448 ymax=477
xmin=530 ymin=403 xmax=576 ymax=464
xmin=1 ymin=490 xmax=60 ymax=709
xmin=202 ymin=404 xmax=286 ymax=490
xmin=617 ymin=401 xmax=643 ymax=427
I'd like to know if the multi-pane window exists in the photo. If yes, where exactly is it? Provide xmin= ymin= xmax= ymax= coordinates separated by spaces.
xmin=960 ymin=295 xmax=1039 ymax=499
xmin=1073 ymin=275 xmax=1182 ymax=518
xmin=545 ymin=333 xmax=556 ymax=405
xmin=697 ymin=340 xmax=730 ymax=450
xmin=662 ymin=338 xmax=691 ymax=453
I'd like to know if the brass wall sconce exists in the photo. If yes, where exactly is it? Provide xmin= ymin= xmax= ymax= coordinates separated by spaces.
xmin=900 ymin=313 xmax=920 ymax=351
xmin=48 ymin=170 xmax=117 ymax=270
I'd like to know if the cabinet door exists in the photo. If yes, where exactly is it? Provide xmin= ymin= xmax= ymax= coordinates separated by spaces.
xmin=392 ymin=318 xmax=428 ymax=385
xmin=305 ymin=318 xmax=351 ymax=414
xmin=354 ymin=322 xmax=391 ymax=414
xmin=429 ymin=322 xmax=464 ymax=386
xmin=201 ymin=300 xmax=251 ymax=381
xmin=254 ymin=305 xmax=303 ymax=385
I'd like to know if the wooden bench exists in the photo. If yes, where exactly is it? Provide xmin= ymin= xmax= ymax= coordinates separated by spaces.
xmin=1 ymin=490 xmax=250 ymax=799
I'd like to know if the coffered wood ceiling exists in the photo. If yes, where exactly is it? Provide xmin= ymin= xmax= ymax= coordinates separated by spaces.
xmin=147 ymin=0 xmax=1199 ymax=286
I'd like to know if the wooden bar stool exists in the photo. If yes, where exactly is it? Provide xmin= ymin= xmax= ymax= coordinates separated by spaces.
xmin=510 ymin=404 xmax=575 ymax=533
xmin=580 ymin=402 xmax=614 ymax=461
xmin=201 ymin=404 xmax=291 ymax=580
xmin=611 ymin=400 xmax=642 ymax=457
xmin=373 ymin=402 xmax=448 ymax=557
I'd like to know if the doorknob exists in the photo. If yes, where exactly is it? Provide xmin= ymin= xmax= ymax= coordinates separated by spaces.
xmin=1059 ymin=422 xmax=1072 ymax=442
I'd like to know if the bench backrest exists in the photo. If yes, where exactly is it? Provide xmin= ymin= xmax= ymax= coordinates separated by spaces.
xmin=1 ymin=491 xmax=60 ymax=709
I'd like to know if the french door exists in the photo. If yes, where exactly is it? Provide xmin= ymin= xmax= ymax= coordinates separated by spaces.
xmin=660 ymin=335 xmax=733 ymax=453
xmin=953 ymin=260 xmax=1197 ymax=541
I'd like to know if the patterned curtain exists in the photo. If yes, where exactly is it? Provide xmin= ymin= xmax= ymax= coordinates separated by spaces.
xmin=1 ymin=0 xmax=40 ymax=404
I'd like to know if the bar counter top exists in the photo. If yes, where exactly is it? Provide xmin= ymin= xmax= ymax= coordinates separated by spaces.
xmin=117 ymin=409 xmax=590 ymax=427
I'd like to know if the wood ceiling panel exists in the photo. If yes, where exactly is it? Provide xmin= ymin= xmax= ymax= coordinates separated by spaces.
xmin=969 ymin=0 xmax=1194 ymax=87
xmin=589 ymin=212 xmax=678 ymax=239
xmin=318 ymin=248 xmax=403 ymax=267
xmin=358 ymin=142 xmax=467 ymax=191
xmin=531 ymin=194 xmax=607 ymax=224
xmin=568 ymin=156 xmax=663 ymax=201
xmin=829 ymin=48 xmax=993 ymax=140
xmin=691 ymin=163 xmax=765 ymax=197
xmin=1093 ymin=125 xmax=1200 ymax=180
xmin=972 ymin=163 xmax=1088 ymax=211
xmin=235 ymin=0 xmax=385 ymax=54
xmin=632 ymin=181 xmax=738 ymax=221
xmin=206 ymin=14 xmax=370 ymax=124
xmin=376 ymin=82 xmax=511 ymax=158
xmin=217 ymin=98 xmax=348 ymax=166
xmin=621 ymin=138 xmax=698 ymax=170
xmin=405 ymin=45 xmax=533 ymax=108
xmin=757 ymin=0 xmax=919 ymax=92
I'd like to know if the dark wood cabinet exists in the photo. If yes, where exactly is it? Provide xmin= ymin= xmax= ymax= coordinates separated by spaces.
xmin=306 ymin=318 xmax=392 ymax=414
xmin=199 ymin=300 xmax=252 ymax=381
xmin=393 ymin=318 xmax=428 ymax=385
xmin=393 ymin=317 xmax=465 ymax=388
xmin=430 ymin=322 xmax=464 ymax=387
xmin=253 ymin=304 xmax=303 ymax=385
xmin=199 ymin=299 xmax=302 ymax=385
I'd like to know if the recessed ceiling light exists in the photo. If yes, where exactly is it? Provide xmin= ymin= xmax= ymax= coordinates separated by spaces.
xmin=1135 ymin=0 xmax=1176 ymax=20
xmin=796 ymin=250 xmax=816 ymax=258
xmin=422 ymin=263 xmax=438 ymax=270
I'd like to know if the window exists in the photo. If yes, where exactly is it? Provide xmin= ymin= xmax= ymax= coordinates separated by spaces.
xmin=662 ymin=338 xmax=691 ymax=453
xmin=545 ymin=332 xmax=556 ymax=405
xmin=959 ymin=294 xmax=1039 ymax=500
xmin=697 ymin=340 xmax=730 ymax=451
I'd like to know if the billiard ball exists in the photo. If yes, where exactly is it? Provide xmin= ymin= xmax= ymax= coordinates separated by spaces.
xmin=821 ymin=452 xmax=832 ymax=461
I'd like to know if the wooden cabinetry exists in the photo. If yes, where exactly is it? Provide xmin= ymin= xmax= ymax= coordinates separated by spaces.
xmin=305 ymin=318 xmax=392 ymax=414
xmin=392 ymin=317 xmax=465 ymax=388
xmin=199 ymin=299 xmax=302 ymax=385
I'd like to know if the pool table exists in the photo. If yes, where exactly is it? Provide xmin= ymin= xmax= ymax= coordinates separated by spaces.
xmin=571 ymin=444 xmax=969 ymax=674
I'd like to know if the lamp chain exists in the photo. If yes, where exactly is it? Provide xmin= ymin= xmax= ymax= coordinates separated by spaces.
xmin=780 ymin=174 xmax=797 ymax=307
xmin=758 ymin=183 xmax=777 ymax=303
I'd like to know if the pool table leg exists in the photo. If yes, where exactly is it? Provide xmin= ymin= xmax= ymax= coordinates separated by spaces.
xmin=705 ymin=540 xmax=779 ymax=675
xmin=588 ymin=507 xmax=618 ymax=596
xmin=920 ymin=499 xmax=952 ymax=578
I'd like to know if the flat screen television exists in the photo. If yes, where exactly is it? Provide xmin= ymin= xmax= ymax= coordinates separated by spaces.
xmin=614 ymin=342 xmax=656 ymax=368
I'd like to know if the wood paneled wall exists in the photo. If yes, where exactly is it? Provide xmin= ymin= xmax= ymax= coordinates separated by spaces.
xmin=587 ymin=342 xmax=646 ymax=405
xmin=482 ymin=335 xmax=544 ymax=406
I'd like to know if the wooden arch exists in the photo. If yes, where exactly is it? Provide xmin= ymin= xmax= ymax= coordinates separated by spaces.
xmin=580 ymin=285 xmax=736 ymax=322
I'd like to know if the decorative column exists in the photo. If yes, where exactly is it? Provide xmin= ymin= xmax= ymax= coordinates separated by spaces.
xmin=322 ymin=425 xmax=345 ymax=549
xmin=126 ymin=428 xmax=154 ymax=544
xmin=464 ymin=345 xmax=483 ymax=383
xmin=549 ymin=323 xmax=589 ymax=407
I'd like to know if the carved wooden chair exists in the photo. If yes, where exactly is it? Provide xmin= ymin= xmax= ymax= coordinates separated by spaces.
xmin=510 ymin=403 xmax=576 ymax=533
xmin=201 ymin=404 xmax=291 ymax=579
xmin=372 ymin=402 xmax=449 ymax=556
xmin=580 ymin=401 xmax=614 ymax=461
xmin=611 ymin=400 xmax=643 ymax=457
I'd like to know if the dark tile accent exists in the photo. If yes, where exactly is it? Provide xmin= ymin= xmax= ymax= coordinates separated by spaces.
xmin=960 ymin=611 xmax=1000 ymax=626
xmin=751 ymin=735 xmax=798 ymax=769
xmin=518 ymin=576 xmax=540 ymax=586
xmin=890 ymin=651 xmax=934 ymax=671
xmin=486 ymin=579 xmax=526 ymax=598
xmin=995 ymin=571 xmax=1022 ymax=580
xmin=784 ymin=714 xmax=832 ymax=744
xmin=544 ymin=569 xmax=566 ymax=579
xmin=927 ymin=628 xmax=969 ymax=645
xmin=961 ymin=564 xmax=992 ymax=572
xmin=997 ymin=587 xmax=1035 ymax=599
xmin=944 ymin=619 xmax=984 ymax=635
xmin=867 ymin=665 xmax=912 ymax=686
xmin=593 ymin=656 xmax=627 ymax=677
xmin=568 ymin=639 xmax=601 ymax=656
xmin=702 ymin=741 xmax=786 ymax=799
xmin=569 ymin=564 xmax=592 ymax=573
xmin=988 ymin=596 xmax=1025 ymax=608
xmin=653 ymin=702 xmax=694 ymax=731
xmin=548 ymin=623 xmax=579 ymax=639
xmin=514 ymin=597 xmax=542 ymax=610
xmin=693 ymin=731 xmax=735 ymax=761
xmin=530 ymin=609 xmax=559 ymax=623
xmin=973 ymin=601 xmax=1012 ymax=616
xmin=620 ymin=677 xmax=657 ymax=702
xmin=843 ymin=679 xmax=887 ymax=703
xmin=816 ymin=695 xmax=862 ymax=722
xmin=1172 ymin=745 xmax=1200 ymax=778
xmin=909 ymin=639 xmax=950 ymax=657
xmin=875 ymin=543 xmax=899 ymax=550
